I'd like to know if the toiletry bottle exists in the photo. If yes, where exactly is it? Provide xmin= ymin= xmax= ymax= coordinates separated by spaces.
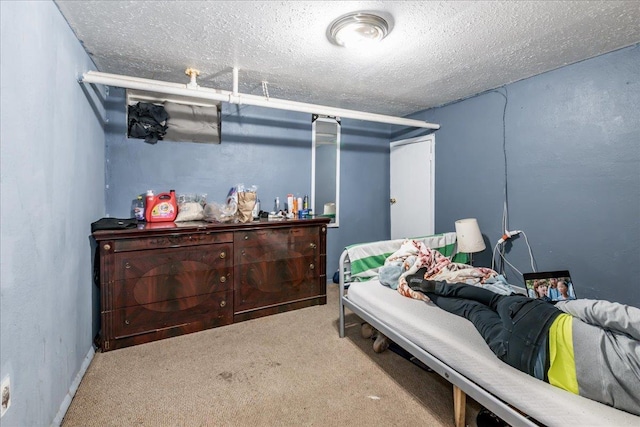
xmin=144 ymin=190 xmax=155 ymax=222
xmin=132 ymin=195 xmax=145 ymax=220
xmin=287 ymin=194 xmax=294 ymax=214
xmin=303 ymin=195 xmax=309 ymax=210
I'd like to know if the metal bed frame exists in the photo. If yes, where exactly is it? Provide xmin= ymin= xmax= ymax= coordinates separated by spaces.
xmin=337 ymin=250 xmax=537 ymax=427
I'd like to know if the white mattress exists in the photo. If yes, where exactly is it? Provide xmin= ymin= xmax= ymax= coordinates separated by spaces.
xmin=346 ymin=280 xmax=640 ymax=427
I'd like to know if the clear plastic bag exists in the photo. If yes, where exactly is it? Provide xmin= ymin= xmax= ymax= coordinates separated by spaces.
xmin=175 ymin=193 xmax=207 ymax=222
xmin=203 ymin=202 xmax=236 ymax=222
xmin=203 ymin=187 xmax=238 ymax=223
xmin=203 ymin=184 xmax=258 ymax=223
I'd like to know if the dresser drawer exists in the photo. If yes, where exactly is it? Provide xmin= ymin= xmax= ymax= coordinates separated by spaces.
xmin=112 ymin=231 xmax=233 ymax=252
xmin=234 ymin=228 xmax=319 ymax=266
xmin=107 ymin=268 xmax=232 ymax=310
xmin=111 ymin=243 xmax=232 ymax=281
xmin=109 ymin=290 xmax=233 ymax=339
xmin=235 ymin=244 xmax=318 ymax=265
xmin=234 ymin=256 xmax=320 ymax=312
xmin=234 ymin=227 xmax=318 ymax=249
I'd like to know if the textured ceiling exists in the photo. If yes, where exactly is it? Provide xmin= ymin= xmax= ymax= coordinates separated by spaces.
xmin=55 ymin=1 xmax=640 ymax=117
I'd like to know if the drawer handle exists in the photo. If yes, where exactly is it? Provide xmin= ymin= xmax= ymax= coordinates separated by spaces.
xmin=322 ymin=227 xmax=326 ymax=233
xmin=219 ymin=251 xmax=226 ymax=259
xmin=220 ymin=300 xmax=227 ymax=308
xmin=244 ymin=235 xmax=249 ymax=240
xmin=309 ymin=243 xmax=317 ymax=249
xmin=309 ymin=263 xmax=315 ymax=270
xmin=125 ymin=263 xmax=131 ymax=269
xmin=103 ymin=244 xmax=111 ymax=251
xmin=125 ymin=320 xmax=130 ymax=325
xmin=220 ymin=276 xmax=227 ymax=283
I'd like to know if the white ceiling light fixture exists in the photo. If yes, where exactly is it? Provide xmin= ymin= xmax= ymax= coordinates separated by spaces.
xmin=328 ymin=12 xmax=390 ymax=48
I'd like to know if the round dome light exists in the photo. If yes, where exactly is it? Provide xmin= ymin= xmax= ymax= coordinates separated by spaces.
xmin=328 ymin=12 xmax=390 ymax=48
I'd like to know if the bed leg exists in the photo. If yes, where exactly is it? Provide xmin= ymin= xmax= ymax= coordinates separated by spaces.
xmin=339 ymin=299 xmax=345 ymax=338
xmin=453 ymin=385 xmax=466 ymax=427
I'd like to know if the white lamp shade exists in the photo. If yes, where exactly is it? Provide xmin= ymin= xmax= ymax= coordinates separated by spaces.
xmin=455 ymin=218 xmax=486 ymax=253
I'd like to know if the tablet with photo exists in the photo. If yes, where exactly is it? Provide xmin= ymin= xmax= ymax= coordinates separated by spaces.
xmin=523 ymin=270 xmax=577 ymax=301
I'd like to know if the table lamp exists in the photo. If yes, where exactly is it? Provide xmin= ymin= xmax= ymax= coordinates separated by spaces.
xmin=455 ymin=218 xmax=486 ymax=265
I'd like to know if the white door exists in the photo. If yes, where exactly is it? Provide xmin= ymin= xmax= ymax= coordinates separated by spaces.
xmin=390 ymin=134 xmax=435 ymax=239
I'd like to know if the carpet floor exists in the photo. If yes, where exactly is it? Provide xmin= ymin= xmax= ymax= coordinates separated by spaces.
xmin=62 ymin=284 xmax=481 ymax=426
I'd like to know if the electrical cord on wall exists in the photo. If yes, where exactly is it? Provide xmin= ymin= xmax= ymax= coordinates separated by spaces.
xmin=492 ymin=241 xmax=523 ymax=276
xmin=491 ymin=230 xmax=537 ymax=276
xmin=488 ymin=87 xmax=538 ymax=280
xmin=487 ymin=87 xmax=510 ymax=275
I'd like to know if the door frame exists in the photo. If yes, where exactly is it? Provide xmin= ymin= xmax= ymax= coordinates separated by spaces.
xmin=390 ymin=134 xmax=435 ymax=238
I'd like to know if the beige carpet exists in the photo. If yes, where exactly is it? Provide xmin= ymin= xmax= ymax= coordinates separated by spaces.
xmin=63 ymin=284 xmax=481 ymax=426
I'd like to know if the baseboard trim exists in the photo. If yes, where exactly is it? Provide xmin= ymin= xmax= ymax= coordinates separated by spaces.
xmin=51 ymin=345 xmax=95 ymax=426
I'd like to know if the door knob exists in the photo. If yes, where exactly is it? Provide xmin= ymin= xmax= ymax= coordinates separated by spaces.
xmin=390 ymin=198 xmax=397 ymax=205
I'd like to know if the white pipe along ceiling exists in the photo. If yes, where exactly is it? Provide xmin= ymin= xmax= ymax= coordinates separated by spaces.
xmin=81 ymin=69 xmax=440 ymax=130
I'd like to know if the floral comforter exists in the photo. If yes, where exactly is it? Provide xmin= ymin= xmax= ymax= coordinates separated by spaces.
xmin=379 ymin=239 xmax=500 ymax=302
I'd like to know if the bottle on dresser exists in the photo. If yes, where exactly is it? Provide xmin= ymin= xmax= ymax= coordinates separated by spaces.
xmin=287 ymin=194 xmax=294 ymax=214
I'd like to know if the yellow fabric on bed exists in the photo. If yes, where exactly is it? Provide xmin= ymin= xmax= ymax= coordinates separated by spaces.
xmin=547 ymin=313 xmax=579 ymax=394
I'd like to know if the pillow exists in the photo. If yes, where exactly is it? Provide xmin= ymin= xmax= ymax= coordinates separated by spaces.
xmin=163 ymin=102 xmax=220 ymax=144
xmin=346 ymin=232 xmax=466 ymax=282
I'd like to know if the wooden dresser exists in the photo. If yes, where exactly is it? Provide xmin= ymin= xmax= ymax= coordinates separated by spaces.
xmin=92 ymin=218 xmax=330 ymax=351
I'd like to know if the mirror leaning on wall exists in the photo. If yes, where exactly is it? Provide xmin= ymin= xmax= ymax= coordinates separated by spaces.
xmin=311 ymin=115 xmax=340 ymax=227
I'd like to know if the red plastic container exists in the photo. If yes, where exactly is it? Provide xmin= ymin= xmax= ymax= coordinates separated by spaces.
xmin=145 ymin=189 xmax=178 ymax=222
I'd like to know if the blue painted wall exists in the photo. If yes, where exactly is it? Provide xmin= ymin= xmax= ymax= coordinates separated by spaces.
xmin=105 ymin=91 xmax=391 ymax=274
xmin=0 ymin=1 xmax=105 ymax=426
xmin=406 ymin=45 xmax=640 ymax=307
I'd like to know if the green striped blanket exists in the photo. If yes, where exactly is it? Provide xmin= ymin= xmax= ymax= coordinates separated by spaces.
xmin=345 ymin=232 xmax=467 ymax=282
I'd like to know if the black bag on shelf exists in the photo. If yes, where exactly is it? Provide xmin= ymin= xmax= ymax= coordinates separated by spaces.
xmin=91 ymin=217 xmax=139 ymax=233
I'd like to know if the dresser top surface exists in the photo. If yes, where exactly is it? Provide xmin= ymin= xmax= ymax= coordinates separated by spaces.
xmin=92 ymin=217 xmax=330 ymax=240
